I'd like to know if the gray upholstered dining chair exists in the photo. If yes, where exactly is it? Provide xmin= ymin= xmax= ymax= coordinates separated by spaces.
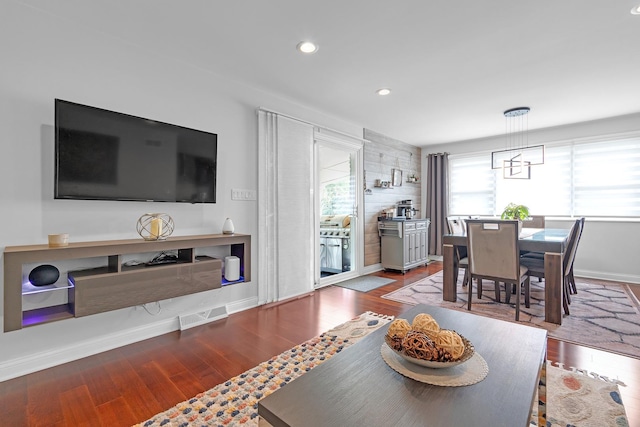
xmin=520 ymin=218 xmax=584 ymax=314
xmin=520 ymin=215 xmax=545 ymax=263
xmin=566 ymin=217 xmax=585 ymax=294
xmin=522 ymin=215 xmax=545 ymax=229
xmin=446 ymin=216 xmax=469 ymax=287
xmin=446 ymin=216 xmax=466 ymax=234
xmin=466 ymin=219 xmax=530 ymax=321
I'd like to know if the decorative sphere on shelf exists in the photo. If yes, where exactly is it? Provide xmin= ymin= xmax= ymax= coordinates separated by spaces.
xmin=29 ymin=264 xmax=60 ymax=287
xmin=137 ymin=213 xmax=174 ymax=241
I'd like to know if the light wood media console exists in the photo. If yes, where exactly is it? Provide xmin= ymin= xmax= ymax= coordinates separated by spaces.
xmin=3 ymin=233 xmax=251 ymax=332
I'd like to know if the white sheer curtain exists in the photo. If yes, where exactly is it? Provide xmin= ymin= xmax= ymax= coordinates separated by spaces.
xmin=257 ymin=110 xmax=278 ymax=304
xmin=257 ymin=110 xmax=315 ymax=304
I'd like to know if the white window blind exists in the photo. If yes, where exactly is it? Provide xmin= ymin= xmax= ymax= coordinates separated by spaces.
xmin=572 ymin=137 xmax=640 ymax=217
xmin=495 ymin=145 xmax=572 ymax=216
xmin=449 ymin=155 xmax=495 ymax=216
xmin=448 ymin=134 xmax=640 ymax=218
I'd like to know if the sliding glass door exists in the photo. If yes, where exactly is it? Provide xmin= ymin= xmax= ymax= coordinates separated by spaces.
xmin=315 ymin=134 xmax=363 ymax=288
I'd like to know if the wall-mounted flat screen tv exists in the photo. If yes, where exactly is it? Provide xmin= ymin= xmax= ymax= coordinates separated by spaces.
xmin=55 ymin=99 xmax=217 ymax=203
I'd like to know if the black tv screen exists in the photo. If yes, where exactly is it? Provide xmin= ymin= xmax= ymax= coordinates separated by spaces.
xmin=55 ymin=99 xmax=217 ymax=203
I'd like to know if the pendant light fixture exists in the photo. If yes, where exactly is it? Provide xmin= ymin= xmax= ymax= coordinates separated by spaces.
xmin=491 ymin=107 xmax=544 ymax=179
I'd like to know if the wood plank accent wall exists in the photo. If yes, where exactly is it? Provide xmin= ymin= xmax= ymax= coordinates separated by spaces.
xmin=363 ymin=129 xmax=422 ymax=267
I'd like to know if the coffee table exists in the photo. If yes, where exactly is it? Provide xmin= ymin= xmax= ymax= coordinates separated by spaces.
xmin=258 ymin=304 xmax=547 ymax=427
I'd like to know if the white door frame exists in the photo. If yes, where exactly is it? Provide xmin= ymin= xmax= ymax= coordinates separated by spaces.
xmin=314 ymin=129 xmax=364 ymax=288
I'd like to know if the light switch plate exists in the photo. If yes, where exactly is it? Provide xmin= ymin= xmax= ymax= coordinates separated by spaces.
xmin=231 ymin=189 xmax=257 ymax=201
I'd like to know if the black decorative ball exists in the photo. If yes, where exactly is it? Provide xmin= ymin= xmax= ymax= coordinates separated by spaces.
xmin=28 ymin=264 xmax=60 ymax=287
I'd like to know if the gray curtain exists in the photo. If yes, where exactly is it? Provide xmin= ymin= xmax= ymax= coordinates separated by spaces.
xmin=426 ymin=153 xmax=449 ymax=255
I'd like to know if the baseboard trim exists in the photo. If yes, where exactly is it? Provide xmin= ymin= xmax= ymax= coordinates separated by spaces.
xmin=575 ymin=269 xmax=640 ymax=285
xmin=362 ymin=264 xmax=383 ymax=275
xmin=0 ymin=318 xmax=177 ymax=382
xmin=263 ymin=293 xmax=313 ymax=309
xmin=0 ymin=298 xmax=261 ymax=382
xmin=226 ymin=296 xmax=259 ymax=314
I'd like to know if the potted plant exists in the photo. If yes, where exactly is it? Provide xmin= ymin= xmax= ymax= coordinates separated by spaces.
xmin=501 ymin=203 xmax=530 ymax=221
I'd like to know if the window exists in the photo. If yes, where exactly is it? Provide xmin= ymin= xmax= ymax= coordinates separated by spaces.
xmin=449 ymin=155 xmax=495 ymax=215
xmin=573 ymin=137 xmax=640 ymax=217
xmin=449 ymin=134 xmax=640 ymax=217
xmin=320 ymin=180 xmax=352 ymax=215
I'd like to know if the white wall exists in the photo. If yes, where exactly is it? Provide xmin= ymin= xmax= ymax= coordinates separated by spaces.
xmin=421 ymin=113 xmax=640 ymax=284
xmin=0 ymin=2 xmax=362 ymax=380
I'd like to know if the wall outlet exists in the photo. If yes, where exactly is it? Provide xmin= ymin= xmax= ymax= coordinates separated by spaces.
xmin=231 ymin=189 xmax=257 ymax=201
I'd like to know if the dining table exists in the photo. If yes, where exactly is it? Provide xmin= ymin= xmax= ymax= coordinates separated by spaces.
xmin=443 ymin=227 xmax=572 ymax=325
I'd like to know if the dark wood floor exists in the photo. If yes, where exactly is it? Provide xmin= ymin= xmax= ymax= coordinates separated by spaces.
xmin=1 ymin=262 xmax=638 ymax=426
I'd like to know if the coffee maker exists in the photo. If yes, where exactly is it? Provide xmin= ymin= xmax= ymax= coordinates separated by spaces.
xmin=397 ymin=200 xmax=414 ymax=219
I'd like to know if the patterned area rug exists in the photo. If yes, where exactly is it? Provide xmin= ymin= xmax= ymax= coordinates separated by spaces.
xmin=382 ymin=271 xmax=640 ymax=359
xmin=531 ymin=363 xmax=628 ymax=427
xmin=135 ymin=311 xmax=628 ymax=427
xmin=134 ymin=312 xmax=393 ymax=427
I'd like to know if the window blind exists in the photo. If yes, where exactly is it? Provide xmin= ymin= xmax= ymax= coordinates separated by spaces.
xmin=495 ymin=145 xmax=573 ymax=216
xmin=449 ymin=155 xmax=495 ymax=216
xmin=572 ymin=137 xmax=640 ymax=217
xmin=448 ymin=134 xmax=640 ymax=218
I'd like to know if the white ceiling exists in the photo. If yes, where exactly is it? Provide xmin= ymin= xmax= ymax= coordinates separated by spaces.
xmin=22 ymin=0 xmax=640 ymax=146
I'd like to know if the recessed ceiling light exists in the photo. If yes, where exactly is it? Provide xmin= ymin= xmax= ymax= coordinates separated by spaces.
xmin=296 ymin=41 xmax=318 ymax=54
xmin=376 ymin=88 xmax=392 ymax=96
xmin=631 ymin=4 xmax=640 ymax=14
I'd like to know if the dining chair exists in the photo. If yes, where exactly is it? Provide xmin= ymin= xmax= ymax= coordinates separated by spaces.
xmin=522 ymin=216 xmax=584 ymax=295
xmin=451 ymin=216 xmax=499 ymax=301
xmin=520 ymin=218 xmax=583 ymax=315
xmin=466 ymin=219 xmax=530 ymax=321
xmin=447 ymin=216 xmax=465 ymax=233
xmin=520 ymin=215 xmax=545 ymax=262
xmin=567 ymin=217 xmax=585 ymax=294
xmin=446 ymin=216 xmax=469 ymax=287
xmin=522 ymin=215 xmax=545 ymax=229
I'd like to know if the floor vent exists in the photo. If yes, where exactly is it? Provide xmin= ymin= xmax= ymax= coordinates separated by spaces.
xmin=179 ymin=305 xmax=228 ymax=331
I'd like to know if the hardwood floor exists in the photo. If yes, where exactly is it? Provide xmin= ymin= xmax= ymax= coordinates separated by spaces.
xmin=1 ymin=262 xmax=638 ymax=426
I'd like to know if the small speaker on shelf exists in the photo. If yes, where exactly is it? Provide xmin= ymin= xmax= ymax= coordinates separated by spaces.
xmin=28 ymin=264 xmax=60 ymax=287
xmin=224 ymin=256 xmax=240 ymax=281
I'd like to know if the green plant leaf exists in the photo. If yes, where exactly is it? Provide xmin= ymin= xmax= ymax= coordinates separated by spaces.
xmin=501 ymin=203 xmax=529 ymax=220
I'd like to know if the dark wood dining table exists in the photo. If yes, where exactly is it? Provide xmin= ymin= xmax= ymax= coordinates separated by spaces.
xmin=443 ymin=228 xmax=572 ymax=325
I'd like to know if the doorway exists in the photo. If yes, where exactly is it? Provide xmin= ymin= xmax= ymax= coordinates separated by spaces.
xmin=315 ymin=135 xmax=363 ymax=288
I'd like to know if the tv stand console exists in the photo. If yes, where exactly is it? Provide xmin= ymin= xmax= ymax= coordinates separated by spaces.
xmin=3 ymin=234 xmax=251 ymax=332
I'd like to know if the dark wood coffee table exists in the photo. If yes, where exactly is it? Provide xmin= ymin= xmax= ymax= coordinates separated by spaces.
xmin=258 ymin=304 xmax=547 ymax=427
